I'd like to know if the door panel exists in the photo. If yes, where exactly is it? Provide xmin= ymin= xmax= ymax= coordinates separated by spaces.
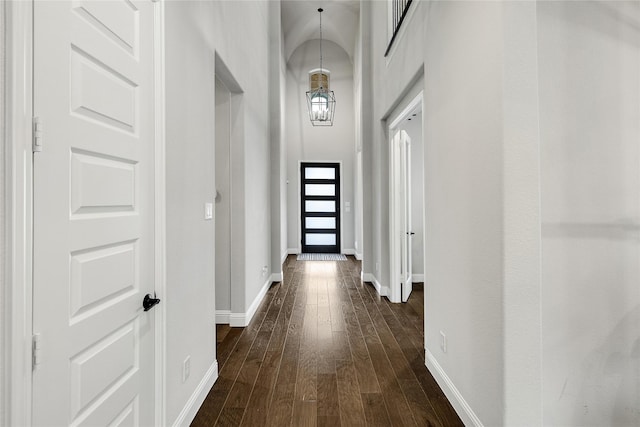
xmin=391 ymin=130 xmax=413 ymax=303
xmin=301 ymin=163 xmax=340 ymax=253
xmin=401 ymin=131 xmax=413 ymax=302
xmin=32 ymin=1 xmax=156 ymax=425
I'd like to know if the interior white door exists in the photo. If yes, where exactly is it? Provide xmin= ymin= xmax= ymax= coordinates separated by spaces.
xmin=32 ymin=1 xmax=157 ymax=426
xmin=400 ymin=131 xmax=413 ymax=302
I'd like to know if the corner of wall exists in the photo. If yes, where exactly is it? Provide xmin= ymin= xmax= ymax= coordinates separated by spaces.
xmin=425 ymin=350 xmax=484 ymax=427
xmin=0 ymin=1 xmax=5 ymax=422
xmin=228 ymin=275 xmax=273 ymax=327
xmin=362 ymin=273 xmax=389 ymax=298
xmin=170 ymin=360 xmax=218 ymax=427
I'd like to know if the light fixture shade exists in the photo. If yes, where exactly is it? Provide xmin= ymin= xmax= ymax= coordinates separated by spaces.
xmin=306 ymin=88 xmax=336 ymax=126
xmin=306 ymin=71 xmax=336 ymax=126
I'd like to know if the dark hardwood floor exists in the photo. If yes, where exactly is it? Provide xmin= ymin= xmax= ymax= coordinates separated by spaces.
xmin=192 ymin=256 xmax=463 ymax=426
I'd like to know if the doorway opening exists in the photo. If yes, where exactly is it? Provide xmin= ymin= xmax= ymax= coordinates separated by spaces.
xmin=300 ymin=162 xmax=341 ymax=254
xmin=388 ymin=92 xmax=424 ymax=304
xmin=214 ymin=54 xmax=244 ymax=330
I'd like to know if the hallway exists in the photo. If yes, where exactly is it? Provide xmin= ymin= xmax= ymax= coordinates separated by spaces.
xmin=192 ymin=257 xmax=463 ymax=426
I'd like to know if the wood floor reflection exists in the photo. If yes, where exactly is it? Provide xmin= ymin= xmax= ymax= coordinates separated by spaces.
xmin=191 ymin=256 xmax=463 ymax=426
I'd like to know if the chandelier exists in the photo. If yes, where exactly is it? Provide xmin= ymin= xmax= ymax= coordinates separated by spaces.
xmin=306 ymin=8 xmax=336 ymax=126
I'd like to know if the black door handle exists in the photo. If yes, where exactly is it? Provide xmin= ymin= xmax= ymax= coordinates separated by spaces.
xmin=143 ymin=293 xmax=161 ymax=311
xmin=407 ymin=232 xmax=415 ymax=235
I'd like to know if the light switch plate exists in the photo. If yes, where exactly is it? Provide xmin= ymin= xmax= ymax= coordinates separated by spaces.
xmin=205 ymin=203 xmax=213 ymax=220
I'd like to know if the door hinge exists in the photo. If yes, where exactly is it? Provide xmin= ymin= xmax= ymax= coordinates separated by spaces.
xmin=32 ymin=117 xmax=43 ymax=153
xmin=32 ymin=333 xmax=42 ymax=370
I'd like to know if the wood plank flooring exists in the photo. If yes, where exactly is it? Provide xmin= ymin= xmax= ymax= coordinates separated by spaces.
xmin=192 ymin=256 xmax=463 ymax=427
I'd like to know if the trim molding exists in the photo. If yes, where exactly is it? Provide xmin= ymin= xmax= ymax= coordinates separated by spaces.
xmin=281 ymin=249 xmax=288 ymax=265
xmin=272 ymin=272 xmax=283 ymax=282
xmin=362 ymin=273 xmax=389 ymax=297
xmin=425 ymin=349 xmax=483 ymax=427
xmin=355 ymin=252 xmax=363 ymax=261
xmin=215 ymin=310 xmax=231 ymax=324
xmin=413 ymin=274 xmax=424 ymax=282
xmin=171 ymin=360 xmax=218 ymax=427
xmin=287 ymin=248 xmax=299 ymax=255
xmin=227 ymin=276 xmax=273 ymax=327
xmin=372 ymin=276 xmax=389 ymax=297
xmin=153 ymin=1 xmax=167 ymax=424
xmin=5 ymin=1 xmax=34 ymax=425
xmin=343 ymin=248 xmax=355 ymax=256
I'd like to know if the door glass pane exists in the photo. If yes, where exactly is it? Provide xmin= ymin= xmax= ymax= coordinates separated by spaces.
xmin=305 ymin=200 xmax=335 ymax=212
xmin=305 ymin=167 xmax=335 ymax=180
xmin=306 ymin=233 xmax=336 ymax=245
xmin=305 ymin=184 xmax=335 ymax=196
xmin=306 ymin=217 xmax=336 ymax=229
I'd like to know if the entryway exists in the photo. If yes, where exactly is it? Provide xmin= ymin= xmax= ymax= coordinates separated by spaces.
xmin=214 ymin=54 xmax=244 ymax=326
xmin=389 ymin=92 xmax=424 ymax=304
xmin=300 ymin=162 xmax=341 ymax=254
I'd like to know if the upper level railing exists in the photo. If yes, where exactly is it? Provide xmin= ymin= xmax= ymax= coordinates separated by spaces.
xmin=385 ymin=0 xmax=413 ymax=57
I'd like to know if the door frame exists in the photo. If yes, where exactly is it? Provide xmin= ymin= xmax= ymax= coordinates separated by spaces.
xmin=3 ymin=1 xmax=167 ymax=424
xmin=300 ymin=162 xmax=341 ymax=254
xmin=297 ymin=160 xmax=343 ymax=254
xmin=388 ymin=92 xmax=423 ymax=303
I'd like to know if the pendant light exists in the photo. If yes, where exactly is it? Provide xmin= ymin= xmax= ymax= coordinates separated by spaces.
xmin=306 ymin=8 xmax=336 ymax=126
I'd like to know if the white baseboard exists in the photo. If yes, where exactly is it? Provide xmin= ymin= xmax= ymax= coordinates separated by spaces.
xmin=281 ymin=250 xmax=288 ymax=265
xmin=413 ymin=274 xmax=424 ymax=282
xmin=215 ymin=310 xmax=231 ymax=324
xmin=372 ymin=276 xmax=389 ymax=297
xmin=272 ymin=272 xmax=283 ymax=282
xmin=287 ymin=248 xmax=299 ymax=255
xmin=229 ymin=313 xmax=246 ymax=327
xmin=425 ymin=349 xmax=483 ymax=427
xmin=229 ymin=276 xmax=273 ymax=327
xmin=362 ymin=273 xmax=389 ymax=297
xmin=355 ymin=252 xmax=363 ymax=261
xmin=343 ymin=248 xmax=355 ymax=256
xmin=172 ymin=360 xmax=219 ymax=427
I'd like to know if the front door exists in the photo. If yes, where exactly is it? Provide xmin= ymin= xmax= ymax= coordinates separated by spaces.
xmin=301 ymin=163 xmax=341 ymax=253
xmin=32 ymin=1 xmax=157 ymax=425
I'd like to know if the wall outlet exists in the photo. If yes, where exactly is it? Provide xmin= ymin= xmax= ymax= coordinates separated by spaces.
xmin=375 ymin=262 xmax=379 ymax=272
xmin=440 ymin=331 xmax=447 ymax=353
xmin=182 ymin=356 xmax=191 ymax=383
xmin=262 ymin=265 xmax=268 ymax=276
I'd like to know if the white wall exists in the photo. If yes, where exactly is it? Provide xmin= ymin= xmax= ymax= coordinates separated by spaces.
xmin=538 ymin=2 xmax=640 ymax=425
xmin=365 ymin=1 xmax=639 ymax=425
xmin=353 ymin=14 xmax=364 ymax=261
xmin=269 ymin=0 xmax=287 ymax=274
xmin=366 ymin=1 xmax=505 ymax=424
xmin=286 ymin=39 xmax=356 ymax=254
xmin=0 ymin=2 xmax=5 ymax=422
xmin=164 ymin=1 xmax=274 ymax=423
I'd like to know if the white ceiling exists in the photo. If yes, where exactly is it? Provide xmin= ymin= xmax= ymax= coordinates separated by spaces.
xmin=281 ymin=0 xmax=360 ymax=63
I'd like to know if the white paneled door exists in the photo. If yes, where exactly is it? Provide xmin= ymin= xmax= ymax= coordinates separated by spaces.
xmin=32 ymin=1 xmax=157 ymax=425
xmin=391 ymin=130 xmax=413 ymax=303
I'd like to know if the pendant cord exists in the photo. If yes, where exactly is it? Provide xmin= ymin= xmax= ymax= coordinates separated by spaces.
xmin=319 ymin=9 xmax=323 ymax=84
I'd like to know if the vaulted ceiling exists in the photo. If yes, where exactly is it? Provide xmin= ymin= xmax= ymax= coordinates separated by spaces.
xmin=281 ymin=0 xmax=360 ymax=63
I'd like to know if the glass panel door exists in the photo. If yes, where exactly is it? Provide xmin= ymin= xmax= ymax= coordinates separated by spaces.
xmin=301 ymin=163 xmax=340 ymax=253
